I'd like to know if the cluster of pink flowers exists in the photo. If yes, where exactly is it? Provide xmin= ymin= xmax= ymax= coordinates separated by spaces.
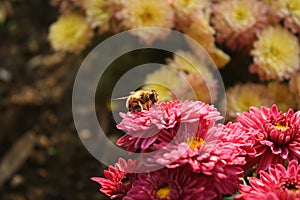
xmin=47 ymin=0 xmax=300 ymax=198
xmin=92 ymin=101 xmax=300 ymax=199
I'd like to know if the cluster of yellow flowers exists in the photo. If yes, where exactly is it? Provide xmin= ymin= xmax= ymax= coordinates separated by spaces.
xmin=48 ymin=0 xmax=229 ymax=67
xmin=48 ymin=0 xmax=300 ymax=121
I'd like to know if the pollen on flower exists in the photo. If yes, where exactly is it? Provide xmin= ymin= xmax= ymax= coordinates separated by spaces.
xmin=273 ymin=120 xmax=289 ymax=131
xmin=156 ymin=185 xmax=171 ymax=198
xmin=186 ymin=137 xmax=204 ymax=150
xmin=48 ymin=12 xmax=94 ymax=53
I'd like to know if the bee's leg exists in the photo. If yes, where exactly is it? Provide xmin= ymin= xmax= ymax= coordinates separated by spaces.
xmin=146 ymin=102 xmax=151 ymax=110
xmin=138 ymin=101 xmax=144 ymax=110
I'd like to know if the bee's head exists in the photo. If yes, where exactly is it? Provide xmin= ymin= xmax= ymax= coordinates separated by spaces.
xmin=149 ymin=90 xmax=159 ymax=102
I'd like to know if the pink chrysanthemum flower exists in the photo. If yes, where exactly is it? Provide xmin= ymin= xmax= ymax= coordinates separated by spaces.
xmin=116 ymin=0 xmax=174 ymax=44
xmin=151 ymin=124 xmax=245 ymax=196
xmin=236 ymin=160 xmax=300 ymax=200
xmin=91 ymin=158 xmax=139 ymax=199
xmin=211 ymin=0 xmax=270 ymax=53
xmin=237 ymin=104 xmax=300 ymax=172
xmin=116 ymin=100 xmax=222 ymax=153
xmin=250 ymin=26 xmax=300 ymax=81
xmin=124 ymin=167 xmax=216 ymax=200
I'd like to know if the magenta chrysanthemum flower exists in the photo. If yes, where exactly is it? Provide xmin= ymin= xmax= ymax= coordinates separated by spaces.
xmin=91 ymin=158 xmax=139 ymax=199
xmin=219 ymin=122 xmax=256 ymax=157
xmin=237 ymin=104 xmax=300 ymax=172
xmin=117 ymin=100 xmax=222 ymax=152
xmin=149 ymin=124 xmax=245 ymax=196
xmin=124 ymin=167 xmax=216 ymax=200
xmin=236 ymin=160 xmax=300 ymax=200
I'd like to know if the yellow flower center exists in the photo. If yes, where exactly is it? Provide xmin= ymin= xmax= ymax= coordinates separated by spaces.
xmin=231 ymin=2 xmax=252 ymax=25
xmin=139 ymin=8 xmax=153 ymax=22
xmin=274 ymin=120 xmax=289 ymax=131
xmin=262 ymin=44 xmax=284 ymax=66
xmin=274 ymin=124 xmax=289 ymax=131
xmin=187 ymin=137 xmax=204 ymax=150
xmin=280 ymin=177 xmax=300 ymax=194
xmin=288 ymin=0 xmax=300 ymax=20
xmin=176 ymin=0 xmax=198 ymax=8
xmin=288 ymin=0 xmax=300 ymax=12
xmin=270 ymin=46 xmax=280 ymax=56
xmin=156 ymin=185 xmax=171 ymax=198
xmin=237 ymin=91 xmax=261 ymax=112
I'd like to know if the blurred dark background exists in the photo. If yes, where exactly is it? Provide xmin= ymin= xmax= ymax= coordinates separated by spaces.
xmin=0 ymin=1 xmax=108 ymax=199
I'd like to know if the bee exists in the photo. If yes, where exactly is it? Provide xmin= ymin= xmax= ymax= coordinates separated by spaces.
xmin=114 ymin=90 xmax=159 ymax=112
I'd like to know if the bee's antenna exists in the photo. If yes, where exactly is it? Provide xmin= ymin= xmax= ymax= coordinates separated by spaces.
xmin=112 ymin=96 xmax=129 ymax=100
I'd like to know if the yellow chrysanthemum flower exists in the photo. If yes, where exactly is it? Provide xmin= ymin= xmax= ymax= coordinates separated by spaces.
xmin=48 ymin=12 xmax=94 ymax=53
xmin=225 ymin=83 xmax=273 ymax=121
xmin=142 ymin=66 xmax=181 ymax=102
xmin=185 ymin=14 xmax=230 ymax=68
xmin=168 ymin=51 xmax=215 ymax=75
xmin=171 ymin=0 xmax=211 ymax=26
xmin=118 ymin=0 xmax=174 ymax=44
xmin=185 ymin=14 xmax=215 ymax=50
xmin=208 ymin=48 xmax=231 ymax=69
xmin=269 ymin=0 xmax=300 ymax=32
xmin=250 ymin=26 xmax=300 ymax=81
xmin=85 ymin=0 xmax=112 ymax=32
xmin=268 ymin=81 xmax=298 ymax=111
xmin=167 ymin=51 xmax=218 ymax=103
xmin=172 ymin=0 xmax=204 ymax=14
